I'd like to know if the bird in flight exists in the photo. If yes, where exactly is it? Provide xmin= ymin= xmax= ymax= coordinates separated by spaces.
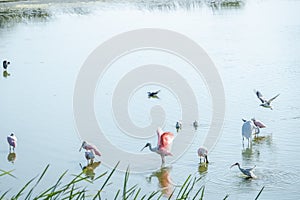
xmin=148 ymin=90 xmax=160 ymax=99
xmin=255 ymin=90 xmax=280 ymax=110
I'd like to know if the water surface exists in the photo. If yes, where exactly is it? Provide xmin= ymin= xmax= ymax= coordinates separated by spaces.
xmin=0 ymin=0 xmax=300 ymax=199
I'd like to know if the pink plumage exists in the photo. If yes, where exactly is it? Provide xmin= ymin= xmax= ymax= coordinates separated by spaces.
xmin=80 ymin=141 xmax=101 ymax=156
xmin=7 ymin=133 xmax=17 ymax=149
xmin=252 ymin=118 xmax=266 ymax=128
xmin=198 ymin=147 xmax=209 ymax=163
xmin=157 ymin=128 xmax=174 ymax=151
xmin=141 ymin=128 xmax=174 ymax=165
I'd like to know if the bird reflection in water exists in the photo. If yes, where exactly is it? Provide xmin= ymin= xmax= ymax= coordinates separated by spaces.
xmin=242 ymin=147 xmax=254 ymax=160
xmin=7 ymin=152 xmax=16 ymax=163
xmin=198 ymin=162 xmax=208 ymax=175
xmin=146 ymin=166 xmax=173 ymax=197
xmin=79 ymin=161 xmax=101 ymax=180
xmin=3 ymin=70 xmax=10 ymax=78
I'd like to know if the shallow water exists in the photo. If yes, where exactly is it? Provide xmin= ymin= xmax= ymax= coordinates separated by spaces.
xmin=1 ymin=0 xmax=300 ymax=199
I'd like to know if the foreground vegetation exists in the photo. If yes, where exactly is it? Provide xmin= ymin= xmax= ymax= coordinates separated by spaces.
xmin=0 ymin=162 xmax=264 ymax=200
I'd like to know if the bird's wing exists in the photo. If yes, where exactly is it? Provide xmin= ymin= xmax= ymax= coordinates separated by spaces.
xmin=159 ymin=132 xmax=174 ymax=151
xmin=254 ymin=120 xmax=266 ymax=128
xmin=154 ymin=90 xmax=161 ymax=95
xmin=7 ymin=136 xmax=13 ymax=145
xmin=240 ymin=168 xmax=253 ymax=177
xmin=256 ymin=90 xmax=266 ymax=103
xmin=268 ymin=93 xmax=280 ymax=103
xmin=88 ymin=144 xmax=101 ymax=156
xmin=242 ymin=121 xmax=253 ymax=138
xmin=156 ymin=127 xmax=164 ymax=147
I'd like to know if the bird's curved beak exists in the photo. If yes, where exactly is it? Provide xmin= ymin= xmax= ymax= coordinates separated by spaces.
xmin=230 ymin=164 xmax=236 ymax=168
xmin=140 ymin=147 xmax=146 ymax=151
xmin=140 ymin=144 xmax=147 ymax=151
xmin=79 ymin=145 xmax=83 ymax=152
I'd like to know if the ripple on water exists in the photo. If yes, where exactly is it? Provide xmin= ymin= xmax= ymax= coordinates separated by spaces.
xmin=205 ymin=164 xmax=300 ymax=194
xmin=258 ymin=167 xmax=300 ymax=189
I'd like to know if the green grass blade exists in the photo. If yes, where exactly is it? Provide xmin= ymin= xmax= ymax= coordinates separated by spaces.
xmin=175 ymin=175 xmax=191 ymax=199
xmin=123 ymin=166 xmax=129 ymax=199
xmin=147 ymin=191 xmax=160 ymax=199
xmin=133 ymin=188 xmax=141 ymax=200
xmin=114 ymin=189 xmax=120 ymax=200
xmin=92 ymin=161 xmax=119 ymax=200
xmin=13 ymin=177 xmax=36 ymax=199
xmin=192 ymin=185 xmax=204 ymax=200
xmin=0 ymin=169 xmax=16 ymax=178
xmin=200 ymin=185 xmax=205 ymax=200
xmin=0 ymin=189 xmax=10 ymax=199
xmin=25 ymin=164 xmax=50 ymax=200
xmin=254 ymin=186 xmax=265 ymax=200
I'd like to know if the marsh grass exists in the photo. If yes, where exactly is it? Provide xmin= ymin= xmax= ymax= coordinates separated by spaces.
xmin=0 ymin=163 xmax=264 ymax=199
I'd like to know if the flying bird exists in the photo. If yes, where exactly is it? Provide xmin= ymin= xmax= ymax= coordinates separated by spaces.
xmin=148 ymin=90 xmax=160 ymax=98
xmin=7 ymin=133 xmax=17 ymax=152
xmin=255 ymin=90 xmax=280 ymax=110
xmin=230 ymin=162 xmax=256 ymax=178
xmin=79 ymin=141 xmax=101 ymax=156
xmin=198 ymin=147 xmax=209 ymax=163
xmin=141 ymin=128 xmax=174 ymax=165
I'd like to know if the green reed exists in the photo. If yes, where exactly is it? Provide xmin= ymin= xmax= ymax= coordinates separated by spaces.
xmin=0 ymin=164 xmax=264 ymax=200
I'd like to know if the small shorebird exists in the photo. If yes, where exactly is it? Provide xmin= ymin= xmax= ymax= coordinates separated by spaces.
xmin=193 ymin=120 xmax=199 ymax=130
xmin=175 ymin=121 xmax=182 ymax=132
xmin=3 ymin=60 xmax=10 ymax=70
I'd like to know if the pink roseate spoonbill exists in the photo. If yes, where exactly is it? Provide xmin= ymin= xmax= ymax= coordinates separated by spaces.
xmin=7 ymin=133 xmax=17 ymax=152
xmin=141 ymin=128 xmax=174 ymax=165
xmin=251 ymin=118 xmax=266 ymax=137
xmin=79 ymin=141 xmax=101 ymax=156
xmin=148 ymin=90 xmax=160 ymax=99
xmin=175 ymin=121 xmax=182 ymax=132
xmin=230 ymin=162 xmax=256 ymax=178
xmin=197 ymin=147 xmax=209 ymax=163
xmin=193 ymin=120 xmax=199 ymax=130
xmin=251 ymin=118 xmax=266 ymax=128
xmin=255 ymin=90 xmax=280 ymax=110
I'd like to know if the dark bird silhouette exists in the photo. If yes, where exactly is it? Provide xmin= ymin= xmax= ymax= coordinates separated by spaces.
xmin=148 ymin=90 xmax=160 ymax=99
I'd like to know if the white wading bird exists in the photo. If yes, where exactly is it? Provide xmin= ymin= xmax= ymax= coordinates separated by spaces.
xmin=231 ymin=162 xmax=256 ymax=178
